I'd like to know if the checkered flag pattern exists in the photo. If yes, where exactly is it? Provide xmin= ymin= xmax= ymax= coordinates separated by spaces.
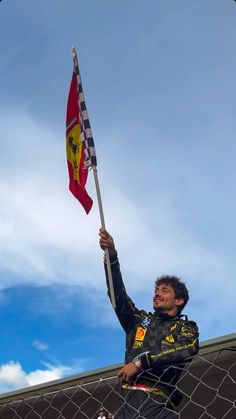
xmin=0 ymin=347 xmax=235 ymax=419
xmin=72 ymin=47 xmax=97 ymax=168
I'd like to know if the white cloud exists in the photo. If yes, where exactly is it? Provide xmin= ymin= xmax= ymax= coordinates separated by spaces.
xmin=0 ymin=362 xmax=27 ymax=392
xmin=105 ymin=189 xmax=222 ymax=284
xmin=32 ymin=340 xmax=49 ymax=351
xmin=27 ymin=364 xmax=71 ymax=387
xmin=0 ymin=361 xmax=72 ymax=394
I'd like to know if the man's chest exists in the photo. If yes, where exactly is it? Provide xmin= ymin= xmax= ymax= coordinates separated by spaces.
xmin=130 ymin=315 xmax=181 ymax=351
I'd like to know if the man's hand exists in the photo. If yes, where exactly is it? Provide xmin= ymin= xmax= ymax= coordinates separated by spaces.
xmin=117 ymin=363 xmax=140 ymax=383
xmin=99 ymin=228 xmax=116 ymax=256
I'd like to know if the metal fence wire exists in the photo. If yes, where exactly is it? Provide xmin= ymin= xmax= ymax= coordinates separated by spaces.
xmin=0 ymin=347 xmax=235 ymax=419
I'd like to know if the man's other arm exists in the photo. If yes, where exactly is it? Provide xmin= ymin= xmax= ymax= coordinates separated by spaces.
xmin=138 ymin=320 xmax=199 ymax=370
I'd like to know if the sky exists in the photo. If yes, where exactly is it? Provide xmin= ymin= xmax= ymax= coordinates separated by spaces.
xmin=0 ymin=0 xmax=236 ymax=394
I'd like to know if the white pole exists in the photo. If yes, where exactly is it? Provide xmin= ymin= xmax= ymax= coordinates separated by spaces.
xmin=71 ymin=48 xmax=116 ymax=308
xmin=92 ymin=167 xmax=116 ymax=308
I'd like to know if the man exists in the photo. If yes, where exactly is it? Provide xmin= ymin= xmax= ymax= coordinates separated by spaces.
xmin=99 ymin=228 xmax=199 ymax=419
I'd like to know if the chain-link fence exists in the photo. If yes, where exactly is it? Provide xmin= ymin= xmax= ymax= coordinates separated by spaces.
xmin=0 ymin=334 xmax=235 ymax=419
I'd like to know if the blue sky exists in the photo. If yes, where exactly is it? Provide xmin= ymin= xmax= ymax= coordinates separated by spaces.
xmin=0 ymin=0 xmax=236 ymax=393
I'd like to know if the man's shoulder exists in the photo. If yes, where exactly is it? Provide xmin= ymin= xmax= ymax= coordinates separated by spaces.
xmin=179 ymin=314 xmax=198 ymax=326
xmin=177 ymin=315 xmax=199 ymax=338
xmin=177 ymin=315 xmax=199 ymax=333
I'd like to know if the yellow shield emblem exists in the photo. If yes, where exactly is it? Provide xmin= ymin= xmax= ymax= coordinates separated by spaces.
xmin=165 ymin=334 xmax=175 ymax=343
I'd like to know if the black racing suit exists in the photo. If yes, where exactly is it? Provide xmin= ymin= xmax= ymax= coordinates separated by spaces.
xmin=105 ymin=254 xmax=199 ymax=418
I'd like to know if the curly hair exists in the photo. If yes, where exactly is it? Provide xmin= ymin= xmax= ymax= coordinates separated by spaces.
xmin=155 ymin=275 xmax=189 ymax=313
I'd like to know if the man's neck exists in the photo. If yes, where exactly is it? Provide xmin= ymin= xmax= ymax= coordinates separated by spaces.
xmin=154 ymin=309 xmax=179 ymax=318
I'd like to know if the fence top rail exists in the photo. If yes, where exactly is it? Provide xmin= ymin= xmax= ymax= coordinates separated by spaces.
xmin=199 ymin=331 xmax=236 ymax=354
xmin=0 ymin=331 xmax=235 ymax=403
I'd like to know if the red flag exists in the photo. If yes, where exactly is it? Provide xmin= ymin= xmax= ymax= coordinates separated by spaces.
xmin=66 ymin=71 xmax=93 ymax=214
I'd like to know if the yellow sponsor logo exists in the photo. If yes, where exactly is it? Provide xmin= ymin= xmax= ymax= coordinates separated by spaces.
xmin=170 ymin=323 xmax=178 ymax=331
xmin=133 ymin=340 xmax=143 ymax=349
xmin=165 ymin=334 xmax=175 ymax=343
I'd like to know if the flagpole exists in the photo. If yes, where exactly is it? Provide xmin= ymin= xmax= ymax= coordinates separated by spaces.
xmin=92 ymin=167 xmax=116 ymax=308
xmin=70 ymin=47 xmax=116 ymax=308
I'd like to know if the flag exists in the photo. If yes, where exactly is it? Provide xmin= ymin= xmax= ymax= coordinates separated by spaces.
xmin=66 ymin=48 xmax=97 ymax=214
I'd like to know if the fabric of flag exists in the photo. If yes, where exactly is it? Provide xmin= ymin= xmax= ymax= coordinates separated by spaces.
xmin=66 ymin=48 xmax=96 ymax=213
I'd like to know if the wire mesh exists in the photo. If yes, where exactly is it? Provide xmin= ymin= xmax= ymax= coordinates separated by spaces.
xmin=0 ymin=348 xmax=235 ymax=419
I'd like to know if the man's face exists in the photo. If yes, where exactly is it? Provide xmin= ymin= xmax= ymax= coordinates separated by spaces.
xmin=153 ymin=282 xmax=183 ymax=315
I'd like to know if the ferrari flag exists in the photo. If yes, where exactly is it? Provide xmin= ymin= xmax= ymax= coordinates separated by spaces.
xmin=66 ymin=48 xmax=97 ymax=214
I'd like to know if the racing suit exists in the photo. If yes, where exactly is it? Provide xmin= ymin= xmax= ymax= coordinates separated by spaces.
xmin=105 ymin=254 xmax=199 ymax=418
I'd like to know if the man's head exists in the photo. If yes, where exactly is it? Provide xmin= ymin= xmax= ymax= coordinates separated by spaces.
xmin=153 ymin=275 xmax=189 ymax=316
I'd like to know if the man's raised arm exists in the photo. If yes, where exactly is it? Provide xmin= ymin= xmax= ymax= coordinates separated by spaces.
xmin=99 ymin=228 xmax=142 ymax=333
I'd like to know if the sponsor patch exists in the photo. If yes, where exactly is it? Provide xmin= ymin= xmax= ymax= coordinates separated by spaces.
xmin=133 ymin=327 xmax=147 ymax=348
xmin=170 ymin=322 xmax=178 ymax=331
xmin=133 ymin=340 xmax=143 ymax=349
xmin=165 ymin=334 xmax=175 ymax=343
xmin=141 ymin=317 xmax=151 ymax=328
xmin=135 ymin=327 xmax=147 ymax=341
